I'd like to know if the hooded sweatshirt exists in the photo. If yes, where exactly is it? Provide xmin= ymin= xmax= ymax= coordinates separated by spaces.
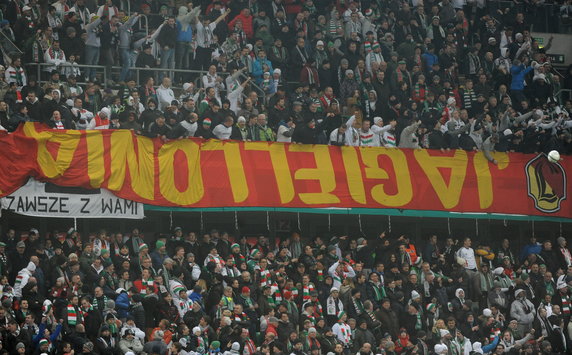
xmin=14 ymin=262 xmax=37 ymax=297
xmin=177 ymin=6 xmax=200 ymax=43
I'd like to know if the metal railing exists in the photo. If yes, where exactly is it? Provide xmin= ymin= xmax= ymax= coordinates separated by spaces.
xmin=488 ymin=1 xmax=570 ymax=33
xmin=24 ymin=63 xmax=266 ymax=101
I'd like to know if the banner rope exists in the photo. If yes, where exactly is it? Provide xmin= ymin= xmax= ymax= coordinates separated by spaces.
xmin=74 ymin=218 xmax=77 ymax=232
xmin=297 ymin=212 xmax=301 ymax=231
xmin=266 ymin=211 xmax=270 ymax=232
xmin=447 ymin=218 xmax=451 ymax=236
xmin=388 ymin=215 xmax=391 ymax=233
xmin=475 ymin=219 xmax=478 ymax=236
xmin=200 ymin=211 xmax=204 ymax=234
xmin=358 ymin=214 xmax=363 ymax=235
xmin=169 ymin=211 xmax=173 ymax=230
xmin=234 ymin=211 xmax=238 ymax=231
xmin=532 ymin=220 xmax=535 ymax=237
xmin=328 ymin=214 xmax=331 ymax=232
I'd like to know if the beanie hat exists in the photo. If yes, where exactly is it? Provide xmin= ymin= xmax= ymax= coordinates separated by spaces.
xmin=39 ymin=339 xmax=49 ymax=346
xmin=231 ymin=243 xmax=240 ymax=250
xmin=156 ymin=240 xmax=165 ymax=249
xmin=373 ymin=117 xmax=383 ymax=124
xmin=139 ymin=243 xmax=148 ymax=252
xmin=210 ymin=341 xmax=221 ymax=349
xmin=439 ymin=329 xmax=450 ymax=338
xmin=183 ymin=83 xmax=192 ymax=91
xmin=411 ymin=290 xmax=420 ymax=299
xmin=231 ymin=342 xmax=240 ymax=351
xmin=426 ymin=303 xmax=436 ymax=312
xmin=241 ymin=286 xmax=250 ymax=293
xmin=203 ymin=118 xmax=212 ymax=126
xmin=250 ymin=249 xmax=260 ymax=258
xmin=483 ymin=308 xmax=492 ymax=317
xmin=493 ymin=267 xmax=504 ymax=275
xmin=193 ymin=326 xmax=201 ymax=334
xmin=337 ymin=311 xmax=346 ymax=320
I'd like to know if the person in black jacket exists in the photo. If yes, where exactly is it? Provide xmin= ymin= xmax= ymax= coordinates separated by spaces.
xmin=157 ymin=16 xmax=177 ymax=76
xmin=428 ymin=121 xmax=448 ymax=150
xmin=292 ymin=118 xmax=318 ymax=144
xmin=144 ymin=115 xmax=171 ymax=140
xmin=194 ymin=118 xmax=215 ymax=139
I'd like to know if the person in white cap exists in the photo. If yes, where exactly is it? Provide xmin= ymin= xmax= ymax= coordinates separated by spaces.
xmin=13 ymin=261 xmax=36 ymax=298
xmin=434 ymin=343 xmax=448 ymax=354
xmin=326 ymin=287 xmax=344 ymax=325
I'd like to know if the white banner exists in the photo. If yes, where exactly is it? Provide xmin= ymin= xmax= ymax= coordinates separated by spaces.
xmin=1 ymin=179 xmax=144 ymax=219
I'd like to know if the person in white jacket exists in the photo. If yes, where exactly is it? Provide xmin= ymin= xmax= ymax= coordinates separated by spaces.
xmin=332 ymin=311 xmax=352 ymax=348
xmin=371 ymin=117 xmax=396 ymax=146
xmin=14 ymin=261 xmax=36 ymax=298
xmin=44 ymin=40 xmax=67 ymax=74
xmin=510 ymin=288 xmax=536 ymax=334
xmin=156 ymin=77 xmax=175 ymax=111
xmin=328 ymin=261 xmax=356 ymax=289
xmin=213 ymin=116 xmax=234 ymax=140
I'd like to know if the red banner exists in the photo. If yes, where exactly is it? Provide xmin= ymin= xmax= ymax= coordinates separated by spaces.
xmin=0 ymin=123 xmax=569 ymax=218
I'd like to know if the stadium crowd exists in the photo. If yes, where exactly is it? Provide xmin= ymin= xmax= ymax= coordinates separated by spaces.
xmin=0 ymin=227 xmax=571 ymax=355
xmin=0 ymin=1 xmax=569 ymax=155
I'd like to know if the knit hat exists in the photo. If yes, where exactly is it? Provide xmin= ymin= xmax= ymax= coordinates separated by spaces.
xmin=250 ymin=249 xmax=260 ymax=258
xmin=316 ymin=40 xmax=324 ymax=47
xmin=183 ymin=83 xmax=192 ymax=91
xmin=493 ymin=267 xmax=504 ymax=275
xmin=237 ymin=116 xmax=246 ymax=123
xmin=483 ymin=308 xmax=492 ymax=317
xmin=284 ymin=290 xmax=292 ymax=299
xmin=439 ymin=329 xmax=450 ymax=338
xmin=42 ymin=300 xmax=52 ymax=317
xmin=192 ymin=326 xmax=201 ymax=334
xmin=411 ymin=290 xmax=420 ymax=299
xmin=16 ymin=343 xmax=25 ymax=350
xmin=101 ymin=248 xmax=109 ymax=255
xmin=155 ymin=240 xmax=165 ymax=249
xmin=520 ymin=272 xmax=529 ymax=281
xmin=330 ymin=287 xmax=339 ymax=293
xmin=337 ymin=311 xmax=346 ymax=320
xmin=203 ymin=118 xmax=212 ymax=126
xmin=273 ymin=68 xmax=282 ymax=75
xmin=231 ymin=342 xmax=240 ymax=351
xmin=514 ymin=288 xmax=525 ymax=298
xmin=16 ymin=241 xmax=25 ymax=248
xmin=426 ymin=303 xmax=436 ymax=312
xmin=139 ymin=243 xmax=148 ymax=252
xmin=39 ymin=339 xmax=49 ymax=347
xmin=308 ymin=327 xmax=317 ymax=334
xmin=398 ymin=60 xmax=406 ymax=65
xmin=241 ymin=286 xmax=250 ymax=293
xmin=373 ymin=117 xmax=382 ymax=124
xmin=345 ymin=69 xmax=354 ymax=76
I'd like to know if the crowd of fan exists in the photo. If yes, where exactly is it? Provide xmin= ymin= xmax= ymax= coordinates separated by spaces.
xmin=0 ymin=0 xmax=571 ymax=155
xmin=1 ymin=227 xmax=572 ymax=355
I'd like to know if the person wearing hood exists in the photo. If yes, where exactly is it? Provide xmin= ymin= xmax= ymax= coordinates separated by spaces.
xmin=48 ymin=110 xmax=74 ymax=129
xmin=14 ymin=261 xmax=36 ymax=298
xmin=88 ymin=106 xmax=111 ymax=129
xmin=276 ymin=117 xmax=296 ymax=143
xmin=175 ymin=5 xmax=201 ymax=84
xmin=510 ymin=288 xmax=536 ymax=334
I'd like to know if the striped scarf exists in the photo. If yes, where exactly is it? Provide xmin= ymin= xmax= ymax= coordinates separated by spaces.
xmin=259 ymin=269 xmax=271 ymax=287
xmin=271 ymin=283 xmax=282 ymax=302
xmin=316 ymin=269 xmax=324 ymax=282
xmin=338 ymin=322 xmax=351 ymax=345
xmin=328 ymin=19 xmax=340 ymax=37
xmin=561 ymin=294 xmax=570 ymax=314
xmin=302 ymin=284 xmax=315 ymax=301
xmin=369 ymin=282 xmax=385 ymax=301
xmin=8 ymin=67 xmax=25 ymax=87
xmin=67 ymin=304 xmax=82 ymax=325
xmin=93 ymin=296 xmax=108 ymax=311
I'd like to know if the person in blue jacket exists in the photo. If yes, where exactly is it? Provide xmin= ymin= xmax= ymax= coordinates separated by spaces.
xmin=510 ymin=55 xmax=533 ymax=106
xmin=115 ymin=288 xmax=130 ymax=320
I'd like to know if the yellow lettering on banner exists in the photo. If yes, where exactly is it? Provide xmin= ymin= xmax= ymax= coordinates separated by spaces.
xmin=244 ymin=142 xmax=294 ymax=204
xmin=473 ymin=151 xmax=509 ymax=209
xmin=414 ymin=149 xmax=467 ymax=209
xmin=362 ymin=149 xmax=412 ymax=206
xmin=341 ymin=146 xmax=366 ymax=204
xmin=23 ymin=122 xmax=80 ymax=178
xmin=158 ymin=140 xmax=204 ymax=205
xmin=86 ymin=131 xmax=104 ymax=188
xmin=108 ymin=131 xmax=155 ymax=200
xmin=289 ymin=145 xmax=340 ymax=204
xmin=202 ymin=140 xmax=248 ymax=203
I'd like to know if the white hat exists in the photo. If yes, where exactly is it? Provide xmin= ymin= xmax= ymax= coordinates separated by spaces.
xmin=66 ymin=99 xmax=74 ymax=107
xmin=515 ymin=33 xmax=523 ymax=40
xmin=100 ymin=107 xmax=111 ymax=118
xmin=192 ymin=326 xmax=201 ymax=334
xmin=373 ymin=117 xmax=383 ymax=124
xmin=493 ymin=267 xmax=504 ymax=275
xmin=472 ymin=342 xmax=484 ymax=354
xmin=22 ymin=5 xmax=32 ymax=11
xmin=439 ymin=329 xmax=450 ymax=338
xmin=237 ymin=116 xmax=246 ymax=123
xmin=447 ymin=97 xmax=456 ymax=105
xmin=533 ymin=74 xmax=546 ymax=82
xmin=183 ymin=83 xmax=192 ymax=91
xmin=482 ymin=308 xmax=492 ymax=317
xmin=115 ymin=288 xmax=126 ymax=294
xmin=345 ymin=69 xmax=354 ymax=75
xmin=503 ymin=129 xmax=513 ymax=136
xmin=273 ymin=68 xmax=282 ymax=75
xmin=316 ymin=40 xmax=324 ymax=47
xmin=411 ymin=290 xmax=420 ymax=299
xmin=488 ymin=37 xmax=496 ymax=44
xmin=557 ymin=280 xmax=567 ymax=289
xmin=330 ymin=287 xmax=339 ymax=293
xmin=246 ymin=44 xmax=253 ymax=51
xmin=514 ymin=288 xmax=525 ymax=298
xmin=434 ymin=344 xmax=448 ymax=354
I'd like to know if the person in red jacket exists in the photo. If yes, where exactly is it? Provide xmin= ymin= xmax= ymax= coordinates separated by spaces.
xmin=228 ymin=8 xmax=253 ymax=39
